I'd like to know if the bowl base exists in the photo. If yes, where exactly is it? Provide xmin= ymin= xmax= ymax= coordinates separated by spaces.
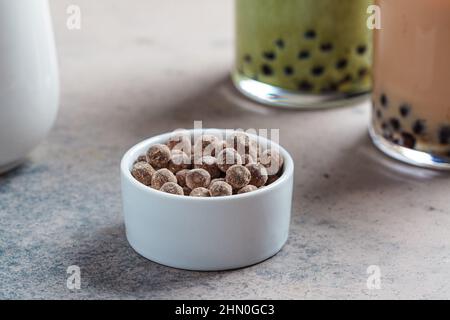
xmin=0 ymin=158 xmax=26 ymax=175
xmin=126 ymin=229 xmax=288 ymax=271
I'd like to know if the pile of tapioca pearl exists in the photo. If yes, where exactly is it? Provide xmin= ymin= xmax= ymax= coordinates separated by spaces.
xmin=131 ymin=132 xmax=284 ymax=197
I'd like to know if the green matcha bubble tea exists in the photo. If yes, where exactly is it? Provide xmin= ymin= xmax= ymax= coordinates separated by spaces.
xmin=234 ymin=0 xmax=373 ymax=107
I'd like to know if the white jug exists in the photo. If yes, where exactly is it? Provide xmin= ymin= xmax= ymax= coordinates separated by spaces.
xmin=0 ymin=0 xmax=59 ymax=174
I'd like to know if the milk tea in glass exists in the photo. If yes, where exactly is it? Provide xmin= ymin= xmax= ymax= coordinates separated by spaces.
xmin=370 ymin=0 xmax=450 ymax=169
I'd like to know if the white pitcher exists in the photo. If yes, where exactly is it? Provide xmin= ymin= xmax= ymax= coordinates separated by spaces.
xmin=0 ymin=0 xmax=59 ymax=174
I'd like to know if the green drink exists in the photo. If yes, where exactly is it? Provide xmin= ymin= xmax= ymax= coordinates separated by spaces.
xmin=233 ymin=0 xmax=373 ymax=108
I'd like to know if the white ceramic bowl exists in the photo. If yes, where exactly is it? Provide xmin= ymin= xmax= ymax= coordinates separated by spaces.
xmin=121 ymin=129 xmax=294 ymax=271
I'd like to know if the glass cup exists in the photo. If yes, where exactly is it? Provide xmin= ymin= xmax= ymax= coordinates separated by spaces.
xmin=232 ymin=0 xmax=373 ymax=109
xmin=370 ymin=0 xmax=450 ymax=170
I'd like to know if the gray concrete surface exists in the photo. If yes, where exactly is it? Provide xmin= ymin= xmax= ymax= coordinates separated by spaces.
xmin=0 ymin=0 xmax=449 ymax=299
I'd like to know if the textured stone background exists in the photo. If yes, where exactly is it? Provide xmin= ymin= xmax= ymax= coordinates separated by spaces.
xmin=0 ymin=0 xmax=449 ymax=299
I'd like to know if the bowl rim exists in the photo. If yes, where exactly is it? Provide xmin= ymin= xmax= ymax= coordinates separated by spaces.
xmin=121 ymin=128 xmax=294 ymax=202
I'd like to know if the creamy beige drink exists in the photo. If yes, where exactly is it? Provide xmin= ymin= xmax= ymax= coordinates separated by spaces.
xmin=371 ymin=0 xmax=450 ymax=168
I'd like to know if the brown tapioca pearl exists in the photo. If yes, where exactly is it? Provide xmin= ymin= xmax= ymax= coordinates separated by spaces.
xmin=399 ymin=104 xmax=411 ymax=118
xmin=320 ymin=42 xmax=333 ymax=52
xmin=304 ymin=29 xmax=316 ymax=39
xmin=213 ymin=140 xmax=228 ymax=157
xmin=237 ymin=185 xmax=258 ymax=194
xmin=194 ymin=156 xmax=221 ymax=179
xmin=226 ymin=132 xmax=258 ymax=157
xmin=193 ymin=135 xmax=220 ymax=157
xmin=209 ymin=181 xmax=233 ymax=197
xmin=439 ymin=126 xmax=450 ymax=145
xmin=356 ymin=44 xmax=367 ymax=55
xmin=412 ymin=120 xmax=426 ymax=135
xmin=400 ymin=132 xmax=417 ymax=149
xmin=190 ymin=187 xmax=211 ymax=197
xmin=186 ymin=169 xmax=211 ymax=189
xmin=259 ymin=149 xmax=284 ymax=176
xmin=275 ymin=38 xmax=284 ymax=49
xmin=339 ymin=74 xmax=353 ymax=85
xmin=217 ymin=148 xmax=242 ymax=173
xmin=311 ymin=65 xmax=325 ymax=77
xmin=376 ymin=109 xmax=383 ymax=119
xmin=242 ymin=154 xmax=255 ymax=165
xmin=358 ymin=67 xmax=369 ymax=79
xmin=167 ymin=150 xmax=191 ymax=173
xmin=298 ymin=50 xmax=310 ymax=60
xmin=166 ymin=132 xmax=192 ymax=154
xmin=176 ymin=169 xmax=189 ymax=187
xmin=134 ymin=155 xmax=147 ymax=164
xmin=146 ymin=144 xmax=171 ymax=169
xmin=182 ymin=186 xmax=192 ymax=196
xmin=131 ymin=162 xmax=155 ymax=186
xmin=210 ymin=178 xmax=225 ymax=185
xmin=336 ymin=58 xmax=348 ymax=70
xmin=261 ymin=64 xmax=273 ymax=76
xmin=263 ymin=51 xmax=276 ymax=61
xmin=265 ymin=175 xmax=279 ymax=185
xmin=225 ymin=165 xmax=251 ymax=190
xmin=245 ymin=163 xmax=268 ymax=188
xmin=151 ymin=168 xmax=177 ymax=190
xmin=298 ymin=80 xmax=314 ymax=92
xmin=389 ymin=118 xmax=401 ymax=131
xmin=160 ymin=182 xmax=184 ymax=195
xmin=380 ymin=93 xmax=388 ymax=108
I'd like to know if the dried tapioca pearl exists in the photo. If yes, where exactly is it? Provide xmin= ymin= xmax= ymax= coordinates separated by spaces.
xmin=193 ymin=135 xmax=220 ymax=157
xmin=190 ymin=187 xmax=211 ymax=197
xmin=166 ymin=132 xmax=192 ymax=154
xmin=182 ymin=186 xmax=192 ymax=196
xmin=225 ymin=165 xmax=251 ymax=190
xmin=209 ymin=181 xmax=233 ymax=197
xmin=167 ymin=150 xmax=191 ymax=173
xmin=216 ymin=148 xmax=242 ymax=173
xmin=151 ymin=168 xmax=177 ymax=190
xmin=259 ymin=149 xmax=283 ymax=175
xmin=242 ymin=154 xmax=255 ymax=165
xmin=226 ymin=132 xmax=258 ymax=158
xmin=210 ymin=178 xmax=225 ymax=185
xmin=194 ymin=156 xmax=221 ymax=179
xmin=237 ymin=185 xmax=258 ymax=194
xmin=134 ymin=154 xmax=147 ymax=164
xmin=146 ymin=144 xmax=171 ymax=169
xmin=176 ymin=169 xmax=189 ymax=187
xmin=245 ymin=163 xmax=268 ymax=188
xmin=131 ymin=162 xmax=155 ymax=186
xmin=213 ymin=140 xmax=228 ymax=157
xmin=160 ymin=182 xmax=184 ymax=195
xmin=186 ymin=169 xmax=211 ymax=190
xmin=266 ymin=175 xmax=279 ymax=185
